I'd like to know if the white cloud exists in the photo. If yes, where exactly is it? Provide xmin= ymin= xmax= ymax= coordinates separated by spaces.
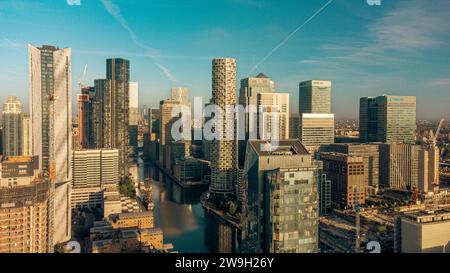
xmin=322 ymin=0 xmax=450 ymax=65
xmin=100 ymin=0 xmax=178 ymax=82
xmin=369 ymin=0 xmax=450 ymax=50
xmin=0 ymin=38 xmax=23 ymax=49
xmin=155 ymin=63 xmax=179 ymax=83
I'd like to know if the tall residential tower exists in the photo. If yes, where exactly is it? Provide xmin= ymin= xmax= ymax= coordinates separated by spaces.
xmin=209 ymin=58 xmax=238 ymax=199
xmin=28 ymin=44 xmax=73 ymax=246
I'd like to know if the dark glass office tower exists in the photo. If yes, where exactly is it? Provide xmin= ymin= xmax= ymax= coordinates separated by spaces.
xmin=94 ymin=59 xmax=130 ymax=181
xmin=359 ymin=95 xmax=416 ymax=144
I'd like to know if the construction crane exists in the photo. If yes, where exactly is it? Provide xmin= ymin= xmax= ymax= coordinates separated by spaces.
xmin=430 ymin=119 xmax=445 ymax=193
xmin=430 ymin=119 xmax=445 ymax=146
xmin=78 ymin=64 xmax=88 ymax=90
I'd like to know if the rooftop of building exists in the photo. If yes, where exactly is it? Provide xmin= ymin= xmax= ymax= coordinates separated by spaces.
xmin=256 ymin=72 xmax=269 ymax=79
xmin=120 ymin=227 xmax=162 ymax=239
xmin=2 ymin=156 xmax=35 ymax=163
xmin=320 ymin=152 xmax=365 ymax=162
xmin=299 ymin=80 xmax=332 ymax=86
xmin=109 ymin=211 xmax=153 ymax=222
xmin=104 ymin=194 xmax=121 ymax=202
xmin=402 ymin=207 xmax=450 ymax=224
xmin=248 ymin=139 xmax=309 ymax=157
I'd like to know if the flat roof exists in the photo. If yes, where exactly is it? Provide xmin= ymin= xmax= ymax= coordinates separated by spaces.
xmin=248 ymin=139 xmax=309 ymax=156
xmin=403 ymin=207 xmax=450 ymax=223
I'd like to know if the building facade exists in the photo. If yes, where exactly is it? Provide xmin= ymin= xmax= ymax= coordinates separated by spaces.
xmin=300 ymin=113 xmax=335 ymax=153
xmin=418 ymin=146 xmax=440 ymax=193
xmin=77 ymin=86 xmax=96 ymax=149
xmin=396 ymin=207 xmax=450 ymax=253
xmin=299 ymin=80 xmax=331 ymax=114
xmin=0 ymin=156 xmax=51 ymax=253
xmin=379 ymin=143 xmax=420 ymax=190
xmin=242 ymin=140 xmax=320 ymax=253
xmin=2 ymin=96 xmax=23 ymax=157
xmin=129 ymin=82 xmax=139 ymax=125
xmin=359 ymin=95 xmax=417 ymax=144
xmin=320 ymin=152 xmax=366 ymax=209
xmin=159 ymin=99 xmax=182 ymax=169
xmin=323 ymin=143 xmax=380 ymax=191
xmin=257 ymin=92 xmax=290 ymax=140
xmin=21 ymin=113 xmax=31 ymax=156
xmin=28 ymin=44 xmax=73 ymax=246
xmin=72 ymin=149 xmax=119 ymax=209
xmin=209 ymin=58 xmax=238 ymax=199
xmin=289 ymin=113 xmax=300 ymax=139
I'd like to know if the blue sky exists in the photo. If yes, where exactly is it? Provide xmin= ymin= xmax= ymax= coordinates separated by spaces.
xmin=0 ymin=0 xmax=449 ymax=119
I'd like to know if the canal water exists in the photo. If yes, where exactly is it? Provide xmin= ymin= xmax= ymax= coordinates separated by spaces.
xmin=137 ymin=161 xmax=210 ymax=253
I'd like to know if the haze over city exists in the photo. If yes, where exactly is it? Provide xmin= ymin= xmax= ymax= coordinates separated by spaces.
xmin=0 ymin=0 xmax=449 ymax=119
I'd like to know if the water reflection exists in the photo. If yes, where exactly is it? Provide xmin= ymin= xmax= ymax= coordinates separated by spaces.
xmin=138 ymin=162 xmax=210 ymax=253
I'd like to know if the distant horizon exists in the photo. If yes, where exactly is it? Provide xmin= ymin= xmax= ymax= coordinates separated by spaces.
xmin=1 ymin=0 xmax=450 ymax=120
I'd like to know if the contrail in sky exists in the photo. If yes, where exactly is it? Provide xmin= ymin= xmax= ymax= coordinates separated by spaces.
xmin=100 ymin=0 xmax=179 ymax=83
xmin=247 ymin=0 xmax=335 ymax=76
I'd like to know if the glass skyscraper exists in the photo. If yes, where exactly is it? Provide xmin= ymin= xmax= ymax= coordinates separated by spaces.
xmin=93 ymin=59 xmax=130 ymax=181
xmin=299 ymin=80 xmax=332 ymax=114
xmin=2 ymin=96 xmax=23 ymax=156
xmin=28 ymin=44 xmax=73 ymax=247
xmin=359 ymin=95 xmax=417 ymax=144
xmin=242 ymin=140 xmax=320 ymax=253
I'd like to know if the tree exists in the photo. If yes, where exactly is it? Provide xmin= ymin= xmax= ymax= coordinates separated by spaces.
xmin=119 ymin=175 xmax=136 ymax=198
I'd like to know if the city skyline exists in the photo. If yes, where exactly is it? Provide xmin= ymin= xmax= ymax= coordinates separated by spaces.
xmin=0 ymin=0 xmax=449 ymax=120
xmin=1 ymin=0 xmax=450 ymax=257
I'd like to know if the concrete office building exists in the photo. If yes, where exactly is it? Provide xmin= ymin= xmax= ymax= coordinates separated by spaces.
xmin=239 ymin=73 xmax=275 ymax=140
xmin=299 ymin=80 xmax=331 ymax=114
xmin=238 ymin=73 xmax=290 ymax=167
xmin=159 ymin=99 xmax=182 ymax=168
xmin=323 ymin=143 xmax=380 ymax=191
xmin=242 ymin=140 xmax=320 ymax=253
xmin=71 ymin=149 xmax=119 ymax=209
xmin=395 ymin=207 xmax=450 ymax=253
xmin=129 ymin=82 xmax=139 ymax=125
xmin=29 ymin=44 xmax=73 ymax=246
xmin=379 ymin=143 xmax=420 ymax=190
xmin=209 ymin=58 xmax=238 ymax=199
xmin=320 ymin=152 xmax=366 ymax=209
xmin=2 ymin=96 xmax=23 ymax=156
xmin=0 ymin=156 xmax=51 ymax=253
xmin=300 ymin=113 xmax=335 ymax=153
xmin=171 ymin=87 xmax=191 ymax=107
xmin=257 ymin=92 xmax=290 ymax=140
xmin=418 ymin=146 xmax=440 ymax=193
xmin=359 ymin=95 xmax=416 ymax=144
